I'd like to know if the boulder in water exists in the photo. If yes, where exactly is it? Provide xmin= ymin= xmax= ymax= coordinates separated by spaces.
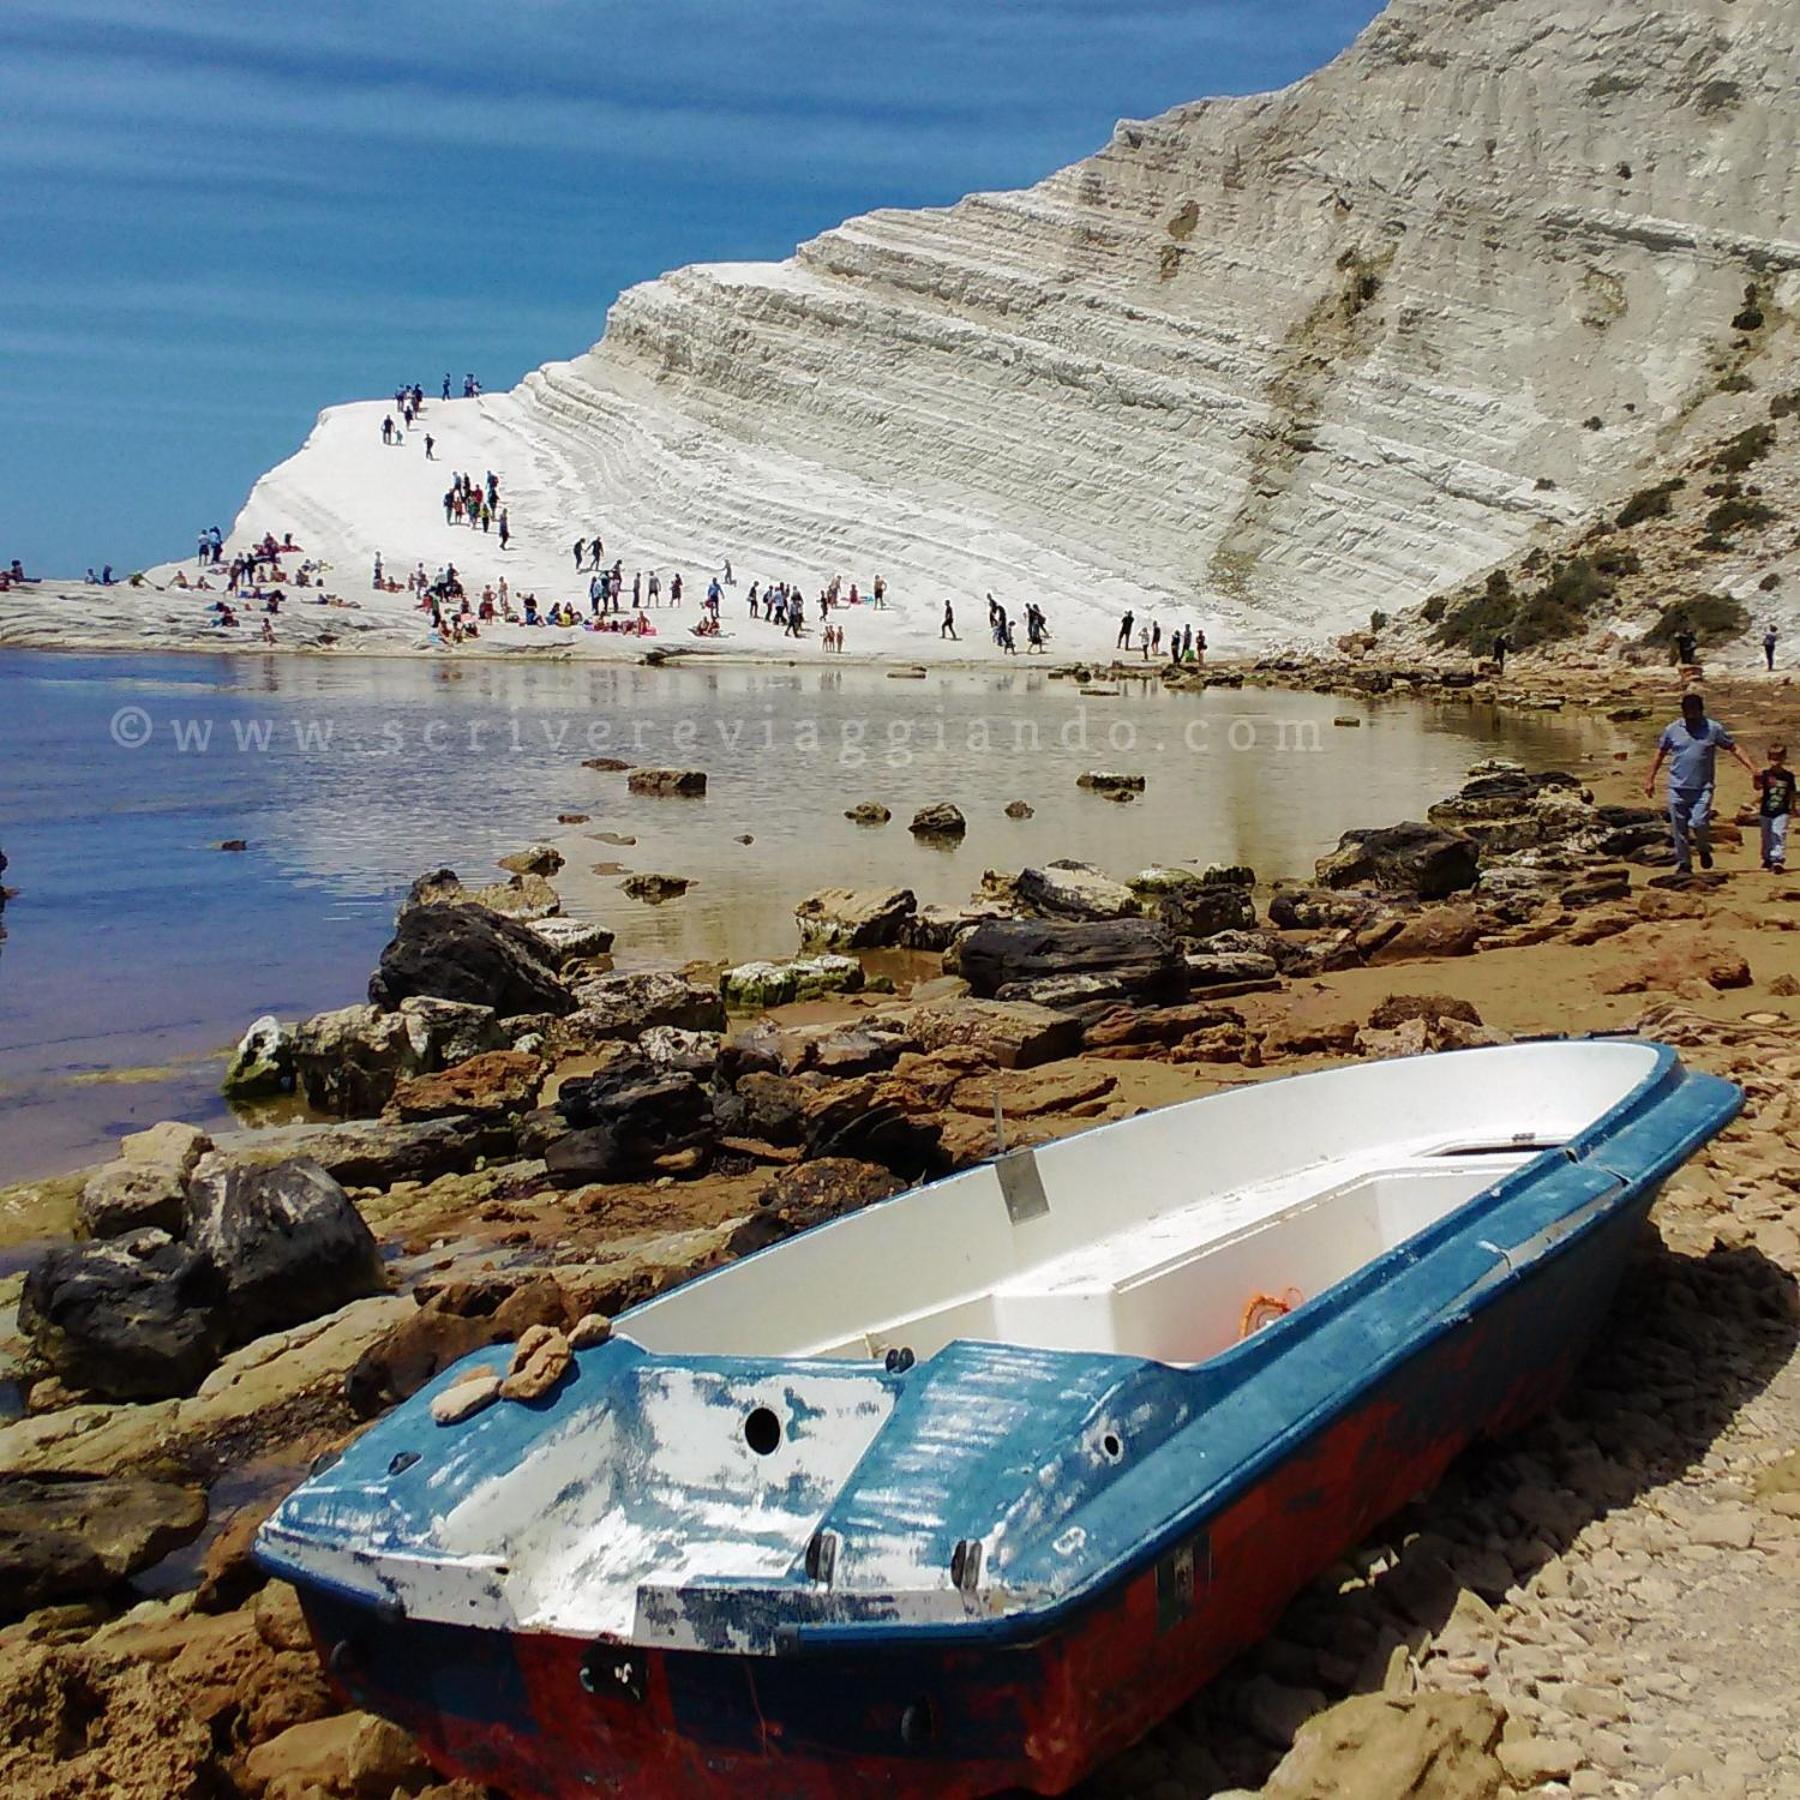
xmin=622 ymin=872 xmax=693 ymax=904
xmin=794 ymin=886 xmax=917 ymax=949
xmin=909 ymin=802 xmax=966 ymax=839
xmin=497 ymin=843 xmax=564 ymax=876
xmin=369 ymin=901 xmax=575 ymax=1016
xmin=627 ymin=767 xmax=707 ymax=797
xmin=222 ymin=1014 xmax=294 ymax=1100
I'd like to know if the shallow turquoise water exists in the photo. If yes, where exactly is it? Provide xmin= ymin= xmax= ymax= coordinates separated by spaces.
xmin=0 ymin=650 xmax=1618 ymax=1181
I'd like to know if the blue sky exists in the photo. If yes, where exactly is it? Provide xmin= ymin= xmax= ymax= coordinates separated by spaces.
xmin=0 ymin=0 xmax=1381 ymax=576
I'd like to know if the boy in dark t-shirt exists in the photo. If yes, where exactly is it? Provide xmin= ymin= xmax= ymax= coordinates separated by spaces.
xmin=1756 ymin=743 xmax=1796 ymax=873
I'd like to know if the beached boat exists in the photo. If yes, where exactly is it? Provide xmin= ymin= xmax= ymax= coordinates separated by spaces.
xmin=259 ymin=1040 xmax=1737 ymax=1798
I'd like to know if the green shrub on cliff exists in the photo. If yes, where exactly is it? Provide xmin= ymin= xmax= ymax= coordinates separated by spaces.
xmin=1712 ymin=423 xmax=1775 ymax=474
xmin=1617 ymin=478 xmax=1685 ymax=528
xmin=1645 ymin=596 xmax=1749 ymax=648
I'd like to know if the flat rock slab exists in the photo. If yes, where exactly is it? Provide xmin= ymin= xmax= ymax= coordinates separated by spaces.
xmin=949 ymin=1065 xmax=1117 ymax=1118
xmin=0 ymin=1473 xmax=207 ymax=1611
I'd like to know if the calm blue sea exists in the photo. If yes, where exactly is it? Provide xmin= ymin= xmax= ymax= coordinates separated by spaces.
xmin=0 ymin=650 xmax=1615 ymax=1182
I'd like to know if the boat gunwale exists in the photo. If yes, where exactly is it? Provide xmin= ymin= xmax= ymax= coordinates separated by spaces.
xmin=778 ymin=1041 xmax=1741 ymax=1650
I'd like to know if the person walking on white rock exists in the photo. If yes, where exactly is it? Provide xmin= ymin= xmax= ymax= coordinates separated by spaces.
xmin=1764 ymin=622 xmax=1779 ymax=672
xmin=572 ymin=539 xmax=585 ymax=572
xmin=498 ymin=509 xmax=510 ymax=551
xmin=1117 ymin=610 xmax=1134 ymax=651
xmin=381 ymin=415 xmax=394 ymax=446
xmin=648 ymin=571 xmax=661 ymax=605
xmin=941 ymin=600 xmax=957 ymax=641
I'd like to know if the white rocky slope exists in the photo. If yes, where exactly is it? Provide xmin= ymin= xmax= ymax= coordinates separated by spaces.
xmin=149 ymin=0 xmax=1800 ymax=658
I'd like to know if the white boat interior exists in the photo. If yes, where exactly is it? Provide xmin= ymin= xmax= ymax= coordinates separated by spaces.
xmin=624 ymin=1042 xmax=1664 ymax=1368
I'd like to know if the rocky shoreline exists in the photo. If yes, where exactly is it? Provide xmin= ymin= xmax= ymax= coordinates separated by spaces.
xmin=5 ymin=665 xmax=1800 ymax=1799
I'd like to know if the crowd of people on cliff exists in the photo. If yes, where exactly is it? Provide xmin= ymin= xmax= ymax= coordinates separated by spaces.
xmin=440 ymin=470 xmax=509 ymax=547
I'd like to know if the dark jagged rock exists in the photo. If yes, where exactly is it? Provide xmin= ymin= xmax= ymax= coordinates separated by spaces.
xmin=909 ymin=802 xmax=967 ymax=839
xmin=549 ymin=1049 xmax=715 ymax=1184
xmin=369 ymin=902 xmax=575 ymax=1016
xmin=1315 ymin=822 xmax=1480 ymax=900
xmin=183 ymin=1158 xmax=386 ymax=1346
xmin=20 ymin=1230 xmax=224 ymax=1401
xmin=1130 ymin=866 xmax=1258 ymax=940
xmin=628 ymin=767 xmax=707 ymax=797
xmin=727 ymin=1160 xmax=904 ymax=1257
xmin=957 ymin=917 xmax=1189 ymax=1008
xmin=1267 ymin=886 xmax=1385 ymax=932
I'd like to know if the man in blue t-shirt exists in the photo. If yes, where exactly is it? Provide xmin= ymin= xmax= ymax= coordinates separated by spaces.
xmin=1644 ymin=691 xmax=1759 ymax=873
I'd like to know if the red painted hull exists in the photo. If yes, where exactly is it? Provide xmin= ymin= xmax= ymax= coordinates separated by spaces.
xmin=302 ymin=1197 xmax=1643 ymax=1797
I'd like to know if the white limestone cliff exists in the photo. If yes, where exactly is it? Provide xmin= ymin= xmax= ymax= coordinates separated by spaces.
xmin=221 ymin=0 xmax=1800 ymax=657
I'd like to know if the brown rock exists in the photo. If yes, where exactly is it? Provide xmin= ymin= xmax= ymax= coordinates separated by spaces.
xmin=500 ymin=1326 xmax=572 ymax=1401
xmin=195 ymin=1491 xmax=284 ymax=1613
xmin=1363 ymin=907 xmax=1483 ymax=965
xmin=76 ymin=1159 xmax=190 ymax=1240
xmin=627 ymin=767 xmax=707 ymax=797
xmin=622 ymin=873 xmax=693 ymax=904
xmin=432 ymin=1374 xmax=503 ymax=1424
xmin=120 ymin=1120 xmax=212 ymax=1174
xmin=911 ymin=997 xmax=1083 ymax=1069
xmin=949 ymin=1064 xmax=1117 ymax=1118
xmin=497 ymin=843 xmax=564 ymax=877
xmin=1262 ymin=1692 xmax=1505 ymax=1799
xmin=0 ymin=1645 xmax=225 ymax=1798
xmin=245 ymin=1710 xmax=429 ymax=1799
xmin=343 ymin=1278 xmax=570 ymax=1417
xmin=1356 ymin=1017 xmax=1432 ymax=1059
xmin=568 ymin=1313 xmax=613 ymax=1350
xmin=1602 ymin=939 xmax=1754 ymax=995
xmin=0 ymin=1474 xmax=208 ymax=1612
xmin=1366 ymin=993 xmax=1482 ymax=1031
xmin=727 ymin=1159 xmax=903 ymax=1256
xmin=386 ymin=1049 xmax=544 ymax=1121
xmin=908 ymin=802 xmax=967 ymax=838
